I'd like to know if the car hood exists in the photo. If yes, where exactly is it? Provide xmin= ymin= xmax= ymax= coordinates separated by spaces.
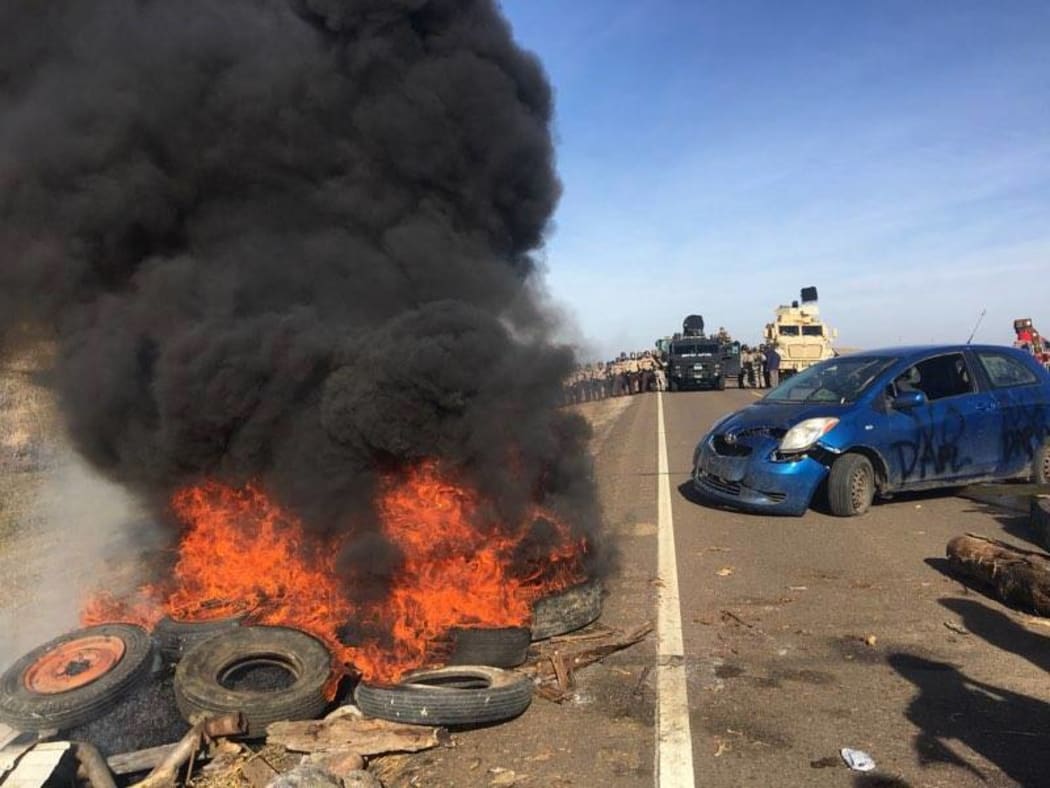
xmin=712 ymin=400 xmax=849 ymax=435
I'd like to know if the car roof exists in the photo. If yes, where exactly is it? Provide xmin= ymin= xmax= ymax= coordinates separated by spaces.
xmin=841 ymin=344 xmax=1027 ymax=360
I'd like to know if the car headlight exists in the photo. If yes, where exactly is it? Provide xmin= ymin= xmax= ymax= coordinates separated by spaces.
xmin=779 ymin=417 xmax=839 ymax=452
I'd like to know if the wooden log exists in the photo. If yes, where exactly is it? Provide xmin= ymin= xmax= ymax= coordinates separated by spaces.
xmin=947 ymin=534 xmax=1050 ymax=615
xmin=72 ymin=742 xmax=118 ymax=788
xmin=129 ymin=713 xmax=246 ymax=788
xmin=107 ymin=744 xmax=199 ymax=777
xmin=267 ymin=717 xmax=446 ymax=755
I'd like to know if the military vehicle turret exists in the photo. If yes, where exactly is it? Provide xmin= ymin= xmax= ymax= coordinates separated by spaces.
xmin=762 ymin=287 xmax=837 ymax=377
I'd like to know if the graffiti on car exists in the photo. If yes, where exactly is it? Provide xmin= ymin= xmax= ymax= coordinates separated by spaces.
xmin=890 ymin=405 xmax=973 ymax=481
xmin=1001 ymin=402 xmax=1049 ymax=465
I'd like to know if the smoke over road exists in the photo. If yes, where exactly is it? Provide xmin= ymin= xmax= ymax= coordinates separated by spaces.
xmin=0 ymin=1 xmax=605 ymax=585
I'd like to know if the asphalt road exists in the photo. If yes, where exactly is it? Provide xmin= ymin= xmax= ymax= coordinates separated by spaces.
xmin=658 ymin=387 xmax=1048 ymax=788
xmin=409 ymin=389 xmax=1050 ymax=787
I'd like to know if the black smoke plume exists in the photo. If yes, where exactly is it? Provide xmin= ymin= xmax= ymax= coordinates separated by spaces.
xmin=0 ymin=1 xmax=606 ymax=589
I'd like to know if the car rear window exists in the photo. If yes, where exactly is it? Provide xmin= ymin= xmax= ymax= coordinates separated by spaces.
xmin=976 ymin=352 xmax=1038 ymax=388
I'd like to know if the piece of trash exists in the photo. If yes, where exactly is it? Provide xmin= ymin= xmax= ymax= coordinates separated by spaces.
xmin=840 ymin=748 xmax=876 ymax=772
xmin=915 ymin=504 xmax=922 ymax=509
xmin=788 ymin=585 xmax=808 ymax=591
xmin=716 ymin=567 xmax=734 ymax=577
xmin=864 ymin=634 xmax=877 ymax=647
xmin=713 ymin=738 xmax=729 ymax=757
xmin=944 ymin=621 xmax=970 ymax=636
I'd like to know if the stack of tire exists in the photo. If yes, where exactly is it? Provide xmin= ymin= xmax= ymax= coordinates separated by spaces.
xmin=355 ymin=579 xmax=602 ymax=726
xmin=0 ymin=619 xmax=332 ymax=739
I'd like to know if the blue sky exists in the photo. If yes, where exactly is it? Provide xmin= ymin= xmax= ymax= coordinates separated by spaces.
xmin=499 ymin=0 xmax=1050 ymax=360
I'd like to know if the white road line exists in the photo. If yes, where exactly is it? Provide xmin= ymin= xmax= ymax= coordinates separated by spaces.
xmin=655 ymin=391 xmax=695 ymax=787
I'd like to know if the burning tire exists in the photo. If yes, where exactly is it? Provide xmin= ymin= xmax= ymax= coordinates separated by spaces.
xmin=446 ymin=626 xmax=531 ymax=668
xmin=530 ymin=580 xmax=602 ymax=641
xmin=0 ymin=624 xmax=154 ymax=732
xmin=153 ymin=613 xmax=246 ymax=665
xmin=173 ymin=626 xmax=331 ymax=738
xmin=354 ymin=666 xmax=532 ymax=726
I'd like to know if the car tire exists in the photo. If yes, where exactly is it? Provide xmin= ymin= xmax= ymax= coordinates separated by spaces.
xmin=1033 ymin=439 xmax=1050 ymax=485
xmin=716 ymin=376 xmax=726 ymax=391
xmin=827 ymin=453 xmax=875 ymax=517
xmin=354 ymin=666 xmax=532 ymax=727
xmin=530 ymin=580 xmax=602 ymax=640
xmin=0 ymin=624 xmax=155 ymax=732
xmin=153 ymin=614 xmax=246 ymax=666
xmin=445 ymin=627 xmax=531 ymax=668
xmin=669 ymin=379 xmax=678 ymax=392
xmin=173 ymin=626 xmax=331 ymax=738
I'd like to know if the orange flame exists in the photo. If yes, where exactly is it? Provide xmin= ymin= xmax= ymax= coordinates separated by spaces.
xmin=83 ymin=461 xmax=589 ymax=684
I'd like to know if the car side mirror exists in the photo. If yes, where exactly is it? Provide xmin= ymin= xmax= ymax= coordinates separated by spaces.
xmin=892 ymin=391 xmax=927 ymax=410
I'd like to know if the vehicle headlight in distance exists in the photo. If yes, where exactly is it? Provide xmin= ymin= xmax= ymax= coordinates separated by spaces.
xmin=779 ymin=417 xmax=840 ymax=452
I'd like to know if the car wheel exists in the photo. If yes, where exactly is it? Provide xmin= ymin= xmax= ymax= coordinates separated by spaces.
xmin=669 ymin=379 xmax=678 ymax=392
xmin=716 ymin=376 xmax=726 ymax=391
xmin=1034 ymin=439 xmax=1050 ymax=485
xmin=827 ymin=453 xmax=875 ymax=517
xmin=0 ymin=624 xmax=155 ymax=731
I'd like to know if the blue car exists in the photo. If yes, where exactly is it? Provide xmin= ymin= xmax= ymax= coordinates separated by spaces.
xmin=692 ymin=345 xmax=1050 ymax=516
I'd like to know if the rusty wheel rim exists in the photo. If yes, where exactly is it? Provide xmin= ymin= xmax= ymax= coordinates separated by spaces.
xmin=850 ymin=466 xmax=871 ymax=511
xmin=23 ymin=635 xmax=126 ymax=694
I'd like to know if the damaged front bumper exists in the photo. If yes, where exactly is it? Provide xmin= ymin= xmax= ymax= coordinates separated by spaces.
xmin=691 ymin=433 xmax=830 ymax=516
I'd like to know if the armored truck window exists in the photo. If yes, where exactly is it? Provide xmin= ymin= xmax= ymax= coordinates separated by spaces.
xmin=976 ymin=352 xmax=1039 ymax=388
xmin=778 ymin=326 xmax=801 ymax=336
xmin=802 ymin=326 xmax=824 ymax=336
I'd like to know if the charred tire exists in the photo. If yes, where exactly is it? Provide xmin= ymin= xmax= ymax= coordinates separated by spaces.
xmin=173 ymin=626 xmax=331 ymax=738
xmin=0 ymin=624 xmax=154 ymax=732
xmin=153 ymin=614 xmax=245 ymax=665
xmin=354 ymin=666 xmax=532 ymax=727
xmin=1032 ymin=497 xmax=1050 ymax=552
xmin=1034 ymin=439 xmax=1050 ymax=485
xmin=447 ymin=627 xmax=531 ymax=668
xmin=530 ymin=580 xmax=602 ymax=641
xmin=827 ymin=453 xmax=875 ymax=517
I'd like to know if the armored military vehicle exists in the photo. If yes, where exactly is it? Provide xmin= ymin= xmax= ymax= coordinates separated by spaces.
xmin=763 ymin=287 xmax=837 ymax=377
xmin=664 ymin=315 xmax=740 ymax=390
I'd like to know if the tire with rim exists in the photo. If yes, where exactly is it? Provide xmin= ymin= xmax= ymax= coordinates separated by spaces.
xmin=530 ymin=580 xmax=602 ymax=641
xmin=354 ymin=666 xmax=532 ymax=726
xmin=1034 ymin=439 xmax=1050 ymax=485
xmin=0 ymin=624 xmax=154 ymax=731
xmin=173 ymin=626 xmax=331 ymax=738
xmin=446 ymin=627 xmax=530 ymax=668
xmin=827 ymin=453 xmax=875 ymax=517
xmin=153 ymin=614 xmax=246 ymax=665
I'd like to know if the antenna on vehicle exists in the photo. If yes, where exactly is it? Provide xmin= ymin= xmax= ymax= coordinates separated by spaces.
xmin=966 ymin=309 xmax=987 ymax=345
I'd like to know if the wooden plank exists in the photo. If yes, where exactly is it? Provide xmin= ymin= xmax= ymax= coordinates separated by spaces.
xmin=0 ymin=732 xmax=39 ymax=777
xmin=106 ymin=743 xmax=213 ymax=776
xmin=268 ymin=717 xmax=446 ymax=755
xmin=2 ymin=741 xmax=73 ymax=788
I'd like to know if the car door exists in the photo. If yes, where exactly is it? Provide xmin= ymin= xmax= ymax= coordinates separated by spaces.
xmin=881 ymin=352 xmax=1000 ymax=486
xmin=971 ymin=349 xmax=1050 ymax=475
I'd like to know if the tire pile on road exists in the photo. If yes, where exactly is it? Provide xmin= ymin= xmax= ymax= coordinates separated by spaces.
xmin=0 ymin=580 xmax=605 ymax=785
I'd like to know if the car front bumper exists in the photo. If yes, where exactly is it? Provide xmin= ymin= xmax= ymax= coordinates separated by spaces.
xmin=692 ymin=434 xmax=829 ymax=516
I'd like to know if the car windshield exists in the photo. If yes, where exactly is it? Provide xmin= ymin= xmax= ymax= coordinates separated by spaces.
xmin=801 ymin=325 xmax=824 ymax=336
xmin=765 ymin=356 xmax=897 ymax=403
xmin=672 ymin=343 xmax=720 ymax=356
